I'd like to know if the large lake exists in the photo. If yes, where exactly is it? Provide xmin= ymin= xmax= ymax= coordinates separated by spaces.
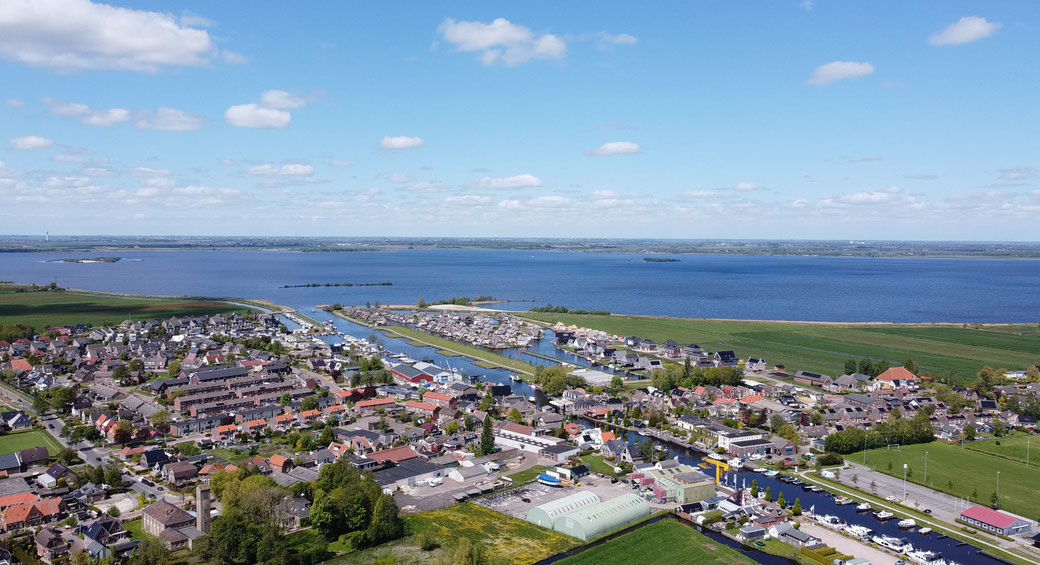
xmin=1 ymin=250 xmax=1038 ymax=323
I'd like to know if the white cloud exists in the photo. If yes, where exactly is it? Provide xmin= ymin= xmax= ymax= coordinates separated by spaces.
xmin=438 ymin=18 xmax=566 ymax=66
xmin=221 ymin=50 xmax=247 ymax=65
xmin=131 ymin=168 xmax=169 ymax=178
xmin=179 ymin=11 xmax=212 ymax=28
xmin=830 ymin=186 xmax=902 ymax=206
xmin=528 ymin=195 xmax=568 ymax=208
xmin=135 ymin=108 xmax=203 ymax=131
xmin=328 ymin=160 xmax=351 ymax=168
xmin=592 ymin=190 xmax=617 ymax=199
xmin=497 ymin=199 xmax=522 ymax=210
xmin=379 ymin=136 xmax=424 ymax=150
xmin=598 ymin=33 xmax=637 ymax=46
xmin=225 ymin=104 xmax=290 ymax=129
xmin=444 ymin=195 xmax=492 ymax=206
xmin=260 ymin=90 xmax=306 ymax=110
xmin=388 ymin=173 xmax=414 ymax=183
xmin=684 ymin=190 xmax=719 ymax=199
xmin=593 ymin=141 xmax=640 ymax=156
xmin=9 ymin=135 xmax=53 ymax=150
xmin=997 ymin=167 xmax=1035 ymax=181
xmin=470 ymin=174 xmax=542 ymax=189
xmin=0 ymin=0 xmax=218 ymax=72
xmin=800 ymin=0 xmax=813 ymax=11
xmin=47 ymin=100 xmax=129 ymax=126
xmin=408 ymin=181 xmax=443 ymax=193
xmin=5 ymin=99 xmax=25 ymax=108
xmin=248 ymin=163 xmax=314 ymax=176
xmin=807 ymin=61 xmax=875 ymax=86
xmin=930 ymin=16 xmax=1000 ymax=46
xmin=735 ymin=182 xmax=760 ymax=192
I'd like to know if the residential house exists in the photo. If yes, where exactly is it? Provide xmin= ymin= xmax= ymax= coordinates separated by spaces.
xmin=35 ymin=527 xmax=69 ymax=564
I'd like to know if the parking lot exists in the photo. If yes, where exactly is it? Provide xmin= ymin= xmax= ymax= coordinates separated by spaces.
xmin=475 ymin=474 xmax=639 ymax=520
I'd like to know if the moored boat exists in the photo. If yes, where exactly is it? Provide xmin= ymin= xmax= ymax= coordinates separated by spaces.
xmin=834 ymin=496 xmax=855 ymax=505
xmin=898 ymin=518 xmax=917 ymax=529
xmin=874 ymin=510 xmax=894 ymax=520
xmin=856 ymin=502 xmax=872 ymax=512
xmin=918 ymin=527 xmax=932 ymax=535
xmin=908 ymin=549 xmax=946 ymax=564
xmin=872 ymin=534 xmax=913 ymax=554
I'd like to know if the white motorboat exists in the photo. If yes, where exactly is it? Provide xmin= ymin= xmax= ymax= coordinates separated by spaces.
xmin=856 ymin=502 xmax=872 ymax=512
xmin=898 ymin=518 xmax=917 ymax=529
xmin=763 ymin=470 xmax=779 ymax=477
xmin=874 ymin=510 xmax=894 ymax=520
xmin=727 ymin=458 xmax=743 ymax=467
xmin=872 ymin=534 xmax=913 ymax=554
xmin=844 ymin=525 xmax=873 ymax=539
xmin=918 ymin=527 xmax=932 ymax=535
xmin=908 ymin=550 xmax=946 ymax=565
xmin=752 ymin=467 xmax=767 ymax=473
xmin=834 ymin=496 xmax=856 ymax=505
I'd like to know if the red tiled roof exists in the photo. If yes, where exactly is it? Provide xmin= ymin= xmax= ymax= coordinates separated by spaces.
xmin=422 ymin=392 xmax=451 ymax=402
xmin=245 ymin=419 xmax=267 ymax=428
xmin=961 ymin=506 xmax=1021 ymax=529
xmin=740 ymin=395 xmax=765 ymax=404
xmin=500 ymin=422 xmax=534 ymax=436
xmin=9 ymin=359 xmax=32 ymax=372
xmin=356 ymin=397 xmax=395 ymax=408
xmin=404 ymin=401 xmax=437 ymax=412
xmin=0 ymin=493 xmax=37 ymax=510
xmin=877 ymin=367 xmax=917 ymax=381
xmin=269 ymin=455 xmax=290 ymax=467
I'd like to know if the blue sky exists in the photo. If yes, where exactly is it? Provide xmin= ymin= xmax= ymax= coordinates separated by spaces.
xmin=1 ymin=1 xmax=1037 ymax=240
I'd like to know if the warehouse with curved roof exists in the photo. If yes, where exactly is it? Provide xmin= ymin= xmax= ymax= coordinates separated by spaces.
xmin=525 ymin=491 xmax=602 ymax=529
xmin=551 ymin=493 xmax=649 ymax=541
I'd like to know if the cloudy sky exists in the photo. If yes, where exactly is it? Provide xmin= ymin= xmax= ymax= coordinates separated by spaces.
xmin=1 ymin=1 xmax=1037 ymax=240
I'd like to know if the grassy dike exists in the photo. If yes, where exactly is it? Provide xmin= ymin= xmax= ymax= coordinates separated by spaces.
xmin=520 ymin=312 xmax=1040 ymax=385
xmin=325 ymin=309 xmax=542 ymax=377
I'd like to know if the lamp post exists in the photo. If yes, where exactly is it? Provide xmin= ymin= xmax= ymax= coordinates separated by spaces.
xmin=902 ymin=463 xmax=908 ymax=501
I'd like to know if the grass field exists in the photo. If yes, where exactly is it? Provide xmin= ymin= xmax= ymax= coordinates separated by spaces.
xmin=0 ymin=429 xmax=64 ymax=456
xmin=121 ymin=518 xmax=148 ymax=541
xmin=0 ymin=287 xmax=252 ymax=329
xmin=558 ymin=519 xmax=754 ymax=565
xmin=966 ymin=434 xmax=1040 ymax=466
xmin=861 ymin=442 xmax=1040 ymax=519
xmin=522 ymin=312 xmax=1040 ymax=384
xmin=330 ymin=503 xmax=578 ymax=565
xmin=506 ymin=465 xmax=547 ymax=486
xmin=580 ymin=455 xmax=619 ymax=476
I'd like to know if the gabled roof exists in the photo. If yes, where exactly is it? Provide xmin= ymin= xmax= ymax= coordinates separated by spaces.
xmin=877 ymin=367 xmax=917 ymax=381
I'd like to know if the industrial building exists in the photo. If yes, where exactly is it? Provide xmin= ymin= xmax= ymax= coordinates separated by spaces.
xmin=630 ymin=461 xmax=715 ymax=504
xmin=525 ymin=491 xmax=649 ymax=541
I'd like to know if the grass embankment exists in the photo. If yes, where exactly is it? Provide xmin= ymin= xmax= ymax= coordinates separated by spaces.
xmin=0 ymin=429 xmax=65 ymax=456
xmin=521 ymin=312 xmax=1040 ymax=384
xmin=0 ymin=285 xmax=253 ymax=328
xmin=859 ymin=442 xmax=1040 ymax=519
xmin=558 ymin=519 xmax=754 ymax=565
xmin=329 ymin=503 xmax=578 ymax=565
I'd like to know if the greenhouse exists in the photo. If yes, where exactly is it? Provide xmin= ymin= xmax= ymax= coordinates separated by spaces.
xmin=551 ymin=493 xmax=650 ymax=541
xmin=525 ymin=491 xmax=602 ymax=529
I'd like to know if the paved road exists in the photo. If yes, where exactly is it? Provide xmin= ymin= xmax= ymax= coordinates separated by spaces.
xmin=40 ymin=413 xmax=108 ymax=464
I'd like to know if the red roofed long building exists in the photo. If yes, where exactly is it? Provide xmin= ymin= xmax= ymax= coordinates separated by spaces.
xmin=958 ymin=506 xmax=1031 ymax=536
xmin=876 ymin=367 xmax=918 ymax=390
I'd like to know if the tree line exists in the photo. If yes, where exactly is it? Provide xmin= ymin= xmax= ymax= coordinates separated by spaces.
xmin=823 ymin=410 xmax=934 ymax=454
xmin=650 ymin=361 xmax=744 ymax=392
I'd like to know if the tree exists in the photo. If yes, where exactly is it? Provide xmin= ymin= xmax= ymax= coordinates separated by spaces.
xmin=32 ymin=394 xmax=49 ymax=414
xmin=318 ymin=425 xmax=334 ymax=447
xmin=843 ymin=359 xmax=858 ymax=375
xmin=792 ymin=498 xmax=802 ymax=516
xmin=113 ymin=419 xmax=134 ymax=444
xmin=57 ymin=448 xmax=79 ymax=466
xmin=445 ymin=421 xmax=459 ymax=434
xmin=764 ymin=487 xmax=772 ymax=502
xmin=639 ymin=439 xmax=656 ymax=462
xmin=1027 ymin=366 xmax=1040 ymax=382
xmin=609 ymin=375 xmax=624 ymax=393
xmin=280 ymin=393 xmax=291 ymax=407
xmin=777 ymin=492 xmax=785 ymax=508
xmin=964 ymin=425 xmax=976 ymax=441
xmin=150 ymin=410 xmax=172 ymax=434
xmin=417 ymin=297 xmax=427 ymax=308
xmin=301 ymin=396 xmax=319 ymax=412
xmin=479 ymin=390 xmax=495 ymax=412
xmin=993 ymin=421 xmax=1006 ymax=437
xmin=112 ymin=365 xmax=131 ymax=384
xmin=507 ymin=408 xmax=523 ymax=424
xmin=49 ymin=387 xmax=76 ymax=413
xmin=463 ymin=414 xmax=475 ymax=431
xmin=903 ymin=359 xmax=919 ymax=376
xmin=366 ymin=494 xmax=404 ymax=545
xmin=479 ymin=415 xmax=495 ymax=456
xmin=769 ymin=415 xmax=786 ymax=433
xmin=750 ymin=479 xmax=758 ymax=497
xmin=166 ymin=360 xmax=181 ymax=380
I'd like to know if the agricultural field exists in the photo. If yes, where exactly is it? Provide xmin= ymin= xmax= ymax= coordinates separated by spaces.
xmin=521 ymin=312 xmax=1040 ymax=384
xmin=330 ymin=503 xmax=578 ymax=565
xmin=966 ymin=434 xmax=1040 ymax=466
xmin=861 ymin=442 xmax=1040 ymax=519
xmin=0 ymin=286 xmax=252 ymax=329
xmin=0 ymin=429 xmax=64 ymax=456
xmin=558 ymin=519 xmax=755 ymax=565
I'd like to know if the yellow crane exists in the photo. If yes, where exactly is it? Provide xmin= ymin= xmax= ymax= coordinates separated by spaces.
xmin=703 ymin=458 xmax=730 ymax=485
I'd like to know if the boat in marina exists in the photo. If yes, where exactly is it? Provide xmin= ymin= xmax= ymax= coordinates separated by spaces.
xmin=856 ymin=502 xmax=872 ymax=512
xmin=918 ymin=527 xmax=932 ymax=535
xmin=763 ymin=470 xmax=779 ymax=477
xmin=872 ymin=534 xmax=913 ymax=554
xmin=752 ymin=467 xmax=767 ymax=473
xmin=727 ymin=458 xmax=742 ymax=467
xmin=844 ymin=525 xmax=873 ymax=539
xmin=807 ymin=485 xmax=823 ymax=492
xmin=899 ymin=518 xmax=918 ymax=529
xmin=509 ymin=374 xmax=521 ymax=381
xmin=874 ymin=510 xmax=895 ymax=520
xmin=813 ymin=514 xmax=846 ymax=529
xmin=907 ymin=549 xmax=947 ymax=564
